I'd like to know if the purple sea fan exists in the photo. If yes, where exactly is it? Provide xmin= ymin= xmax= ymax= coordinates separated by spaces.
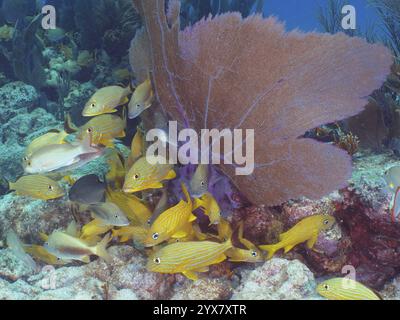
xmin=131 ymin=0 xmax=393 ymax=205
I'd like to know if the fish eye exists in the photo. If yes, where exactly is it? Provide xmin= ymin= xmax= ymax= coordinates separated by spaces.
xmin=44 ymin=242 xmax=49 ymax=246
xmin=147 ymin=219 xmax=151 ymax=225
xmin=251 ymin=250 xmax=258 ymax=257
xmin=87 ymin=127 xmax=93 ymax=133
xmin=57 ymin=257 xmax=61 ymax=261
xmin=136 ymin=103 xmax=141 ymax=108
xmin=323 ymin=284 xmax=329 ymax=290
xmin=200 ymin=181 xmax=205 ymax=186
xmin=152 ymin=232 xmax=159 ymax=240
xmin=90 ymin=103 xmax=96 ymax=108
xmin=154 ymin=257 xmax=161 ymax=264
xmin=48 ymin=185 xmax=54 ymax=191
xmin=323 ymin=219 xmax=330 ymax=225
xmin=23 ymin=156 xmax=27 ymax=161
xmin=133 ymin=174 xmax=139 ymax=180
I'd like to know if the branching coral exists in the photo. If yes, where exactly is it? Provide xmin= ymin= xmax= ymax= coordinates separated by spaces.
xmin=130 ymin=0 xmax=392 ymax=205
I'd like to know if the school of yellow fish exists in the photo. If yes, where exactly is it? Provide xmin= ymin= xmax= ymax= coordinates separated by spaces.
xmin=5 ymin=80 xmax=383 ymax=299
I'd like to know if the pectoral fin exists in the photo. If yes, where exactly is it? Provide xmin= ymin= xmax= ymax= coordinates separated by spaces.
xmin=194 ymin=266 xmax=209 ymax=273
xmin=80 ymin=256 xmax=91 ymax=264
xmin=182 ymin=271 xmax=199 ymax=281
xmin=283 ymin=244 xmax=295 ymax=253
xmin=188 ymin=213 xmax=197 ymax=222
xmin=306 ymin=232 xmax=319 ymax=249
xmin=212 ymin=254 xmax=227 ymax=265
xmin=171 ymin=230 xmax=189 ymax=239
xmin=145 ymin=182 xmax=164 ymax=189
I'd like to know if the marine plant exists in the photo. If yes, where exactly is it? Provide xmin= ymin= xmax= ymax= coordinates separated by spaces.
xmin=130 ymin=0 xmax=392 ymax=206
xmin=180 ymin=0 xmax=264 ymax=27
xmin=0 ymin=14 xmax=46 ymax=89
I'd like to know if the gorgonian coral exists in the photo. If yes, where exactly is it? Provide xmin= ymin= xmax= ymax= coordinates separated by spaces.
xmin=130 ymin=0 xmax=392 ymax=205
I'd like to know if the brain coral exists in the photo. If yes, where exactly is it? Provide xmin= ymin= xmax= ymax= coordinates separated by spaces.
xmin=130 ymin=0 xmax=393 ymax=205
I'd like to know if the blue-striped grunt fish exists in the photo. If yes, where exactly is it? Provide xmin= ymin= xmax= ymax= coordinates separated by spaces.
xmin=317 ymin=278 xmax=381 ymax=300
xmin=144 ymin=183 xmax=196 ymax=247
xmin=82 ymin=85 xmax=132 ymax=117
xmin=123 ymin=155 xmax=176 ymax=193
xmin=147 ymin=238 xmax=232 ymax=280
xmin=259 ymin=214 xmax=335 ymax=259
xmin=9 ymin=175 xmax=64 ymax=200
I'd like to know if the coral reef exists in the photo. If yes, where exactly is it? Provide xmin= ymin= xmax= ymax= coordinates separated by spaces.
xmin=231 ymin=258 xmax=320 ymax=300
xmin=131 ymin=0 xmax=392 ymax=206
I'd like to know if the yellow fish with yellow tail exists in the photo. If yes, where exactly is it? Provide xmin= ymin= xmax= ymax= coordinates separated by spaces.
xmin=147 ymin=238 xmax=232 ymax=281
xmin=77 ymin=113 xmax=126 ymax=147
xmin=105 ymin=150 xmax=126 ymax=189
xmin=24 ymin=130 xmax=69 ymax=163
xmin=225 ymin=222 xmax=263 ymax=263
xmin=123 ymin=155 xmax=176 ymax=193
xmin=259 ymin=214 xmax=336 ymax=259
xmin=317 ymin=278 xmax=381 ymax=300
xmin=80 ymin=219 xmax=113 ymax=241
xmin=126 ymin=128 xmax=145 ymax=169
xmin=128 ymin=77 xmax=154 ymax=119
xmin=82 ymin=84 xmax=133 ymax=117
xmin=105 ymin=187 xmax=152 ymax=226
xmin=112 ymin=225 xmax=149 ymax=244
xmin=193 ymin=192 xmax=221 ymax=225
xmin=143 ymin=183 xmax=196 ymax=247
xmin=9 ymin=175 xmax=65 ymax=200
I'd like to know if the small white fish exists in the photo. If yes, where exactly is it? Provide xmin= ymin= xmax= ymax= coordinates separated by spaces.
xmin=24 ymin=132 xmax=104 ymax=174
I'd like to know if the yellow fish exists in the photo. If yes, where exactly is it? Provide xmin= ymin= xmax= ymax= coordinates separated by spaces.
xmin=77 ymin=113 xmax=126 ymax=147
xmin=80 ymin=219 xmax=113 ymax=241
xmin=82 ymin=85 xmax=132 ymax=117
xmin=112 ymin=225 xmax=149 ymax=244
xmin=259 ymin=214 xmax=336 ymax=259
xmin=24 ymin=130 xmax=69 ymax=162
xmin=9 ymin=175 xmax=64 ymax=200
xmin=105 ymin=187 xmax=152 ymax=226
xmin=144 ymin=183 xmax=195 ymax=247
xmin=147 ymin=238 xmax=232 ymax=281
xmin=225 ymin=223 xmax=263 ymax=263
xmin=128 ymin=78 xmax=154 ymax=119
xmin=317 ymin=278 xmax=381 ymax=300
xmin=123 ymin=155 xmax=176 ymax=193
xmin=194 ymin=192 xmax=221 ymax=225
xmin=24 ymin=245 xmax=71 ymax=265
xmin=105 ymin=150 xmax=126 ymax=189
xmin=126 ymin=128 xmax=145 ymax=169
xmin=45 ymin=230 xmax=111 ymax=263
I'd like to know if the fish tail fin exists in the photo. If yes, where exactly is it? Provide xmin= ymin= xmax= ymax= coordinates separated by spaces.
xmin=259 ymin=244 xmax=278 ymax=260
xmin=181 ymin=182 xmax=192 ymax=206
xmin=95 ymin=233 xmax=112 ymax=263
xmin=8 ymin=180 xmax=15 ymax=191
